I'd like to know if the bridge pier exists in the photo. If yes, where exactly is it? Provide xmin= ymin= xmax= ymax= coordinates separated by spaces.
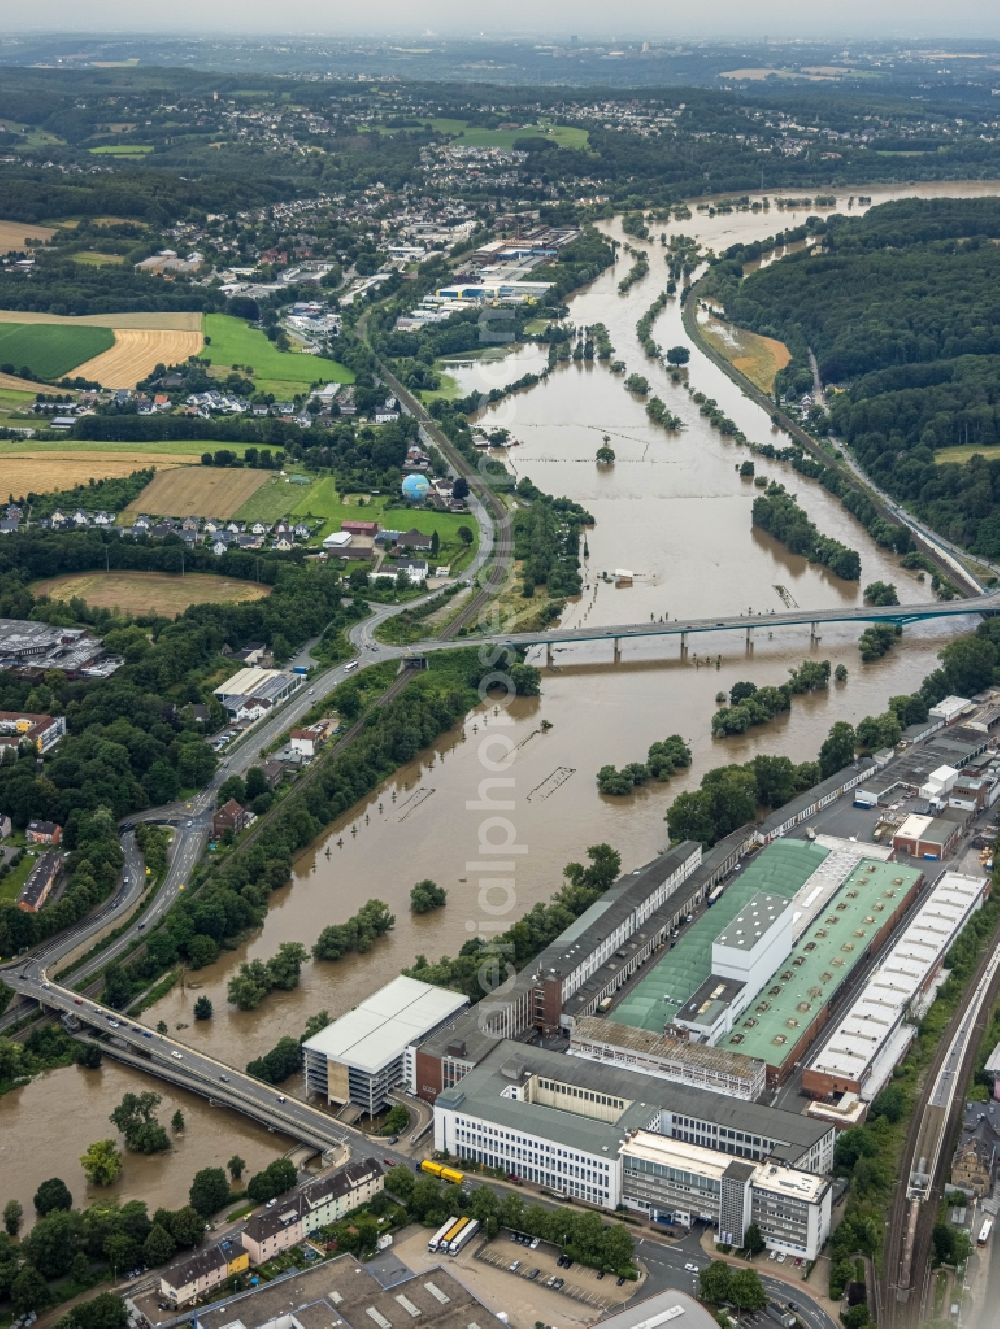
xmin=545 ymin=642 xmax=554 ymax=669
xmin=810 ymin=621 xmax=820 ymax=645
xmin=745 ymin=625 xmax=754 ymax=654
xmin=679 ymin=631 xmax=688 ymax=659
xmin=613 ymin=637 xmax=621 ymax=664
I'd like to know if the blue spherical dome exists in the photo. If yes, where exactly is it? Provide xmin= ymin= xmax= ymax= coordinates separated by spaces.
xmin=401 ymin=474 xmax=431 ymax=501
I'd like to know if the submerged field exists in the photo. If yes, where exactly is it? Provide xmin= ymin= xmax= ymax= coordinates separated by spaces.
xmin=33 ymin=570 xmax=271 ymax=617
xmin=698 ymin=313 xmax=791 ymax=392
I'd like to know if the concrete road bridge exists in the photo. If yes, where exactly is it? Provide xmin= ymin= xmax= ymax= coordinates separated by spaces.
xmin=409 ymin=593 xmax=997 ymax=664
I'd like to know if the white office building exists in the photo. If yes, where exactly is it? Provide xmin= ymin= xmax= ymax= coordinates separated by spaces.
xmin=621 ymin=1131 xmax=831 ymax=1261
xmin=303 ymin=976 xmax=468 ymax=1115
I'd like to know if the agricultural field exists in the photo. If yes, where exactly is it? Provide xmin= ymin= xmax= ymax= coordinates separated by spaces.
xmin=0 ymin=322 xmax=114 ymax=379
xmin=0 ymin=311 xmax=203 ymax=387
xmin=378 ymin=117 xmax=589 ymax=150
xmin=201 ymin=314 xmax=353 ymax=393
xmin=2 ymin=449 xmax=197 ymax=497
xmin=88 ymin=144 xmax=154 ymax=156
xmin=0 ymin=437 xmax=255 ymax=459
xmin=0 ymin=219 xmax=57 ymax=252
xmin=0 ymin=311 xmax=201 ymax=330
xmin=935 ymin=445 xmax=1000 ymax=466
xmin=33 ymin=570 xmax=271 ymax=618
xmin=123 ymin=465 xmax=272 ymax=519
xmin=698 ymin=315 xmax=790 ymax=392
xmin=74 ymin=328 xmax=204 ymax=388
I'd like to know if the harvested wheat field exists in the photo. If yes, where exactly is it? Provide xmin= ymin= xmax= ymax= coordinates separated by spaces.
xmin=4 ymin=450 xmax=196 ymax=496
xmin=0 ymin=370 xmax=58 ymax=393
xmin=0 ymin=310 xmax=202 ymax=330
xmin=33 ymin=570 xmax=271 ymax=618
xmin=74 ymin=328 xmax=203 ymax=388
xmin=0 ymin=220 xmax=57 ymax=253
xmin=124 ymin=465 xmax=271 ymax=519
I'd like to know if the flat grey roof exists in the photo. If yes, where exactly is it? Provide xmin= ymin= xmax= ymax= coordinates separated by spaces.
xmin=714 ymin=891 xmax=789 ymax=951
xmin=436 ymin=1039 xmax=830 ymax=1162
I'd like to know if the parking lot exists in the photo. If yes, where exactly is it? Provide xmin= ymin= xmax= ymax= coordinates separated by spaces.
xmin=476 ymin=1233 xmax=638 ymax=1314
xmin=391 ymin=1228 xmax=635 ymax=1329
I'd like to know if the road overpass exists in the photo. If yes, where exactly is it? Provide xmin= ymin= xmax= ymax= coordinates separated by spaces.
xmin=408 ymin=592 xmax=997 ymax=662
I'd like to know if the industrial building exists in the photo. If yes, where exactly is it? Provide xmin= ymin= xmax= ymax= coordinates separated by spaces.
xmin=189 ymin=1258 xmax=506 ymax=1329
xmin=303 ymin=976 xmax=468 ymax=1114
xmin=717 ymin=860 xmax=923 ymax=1084
xmin=891 ymin=813 xmax=962 ymax=861
xmin=803 ymin=871 xmax=989 ymax=1100
xmin=432 ymin=1040 xmax=835 ymax=1210
xmin=620 ymin=1131 xmax=832 ymax=1260
xmin=414 ymin=841 xmax=707 ymax=1098
xmin=213 ymin=666 xmax=302 ymax=719
xmin=613 ymin=839 xmax=833 ymax=1035
xmin=0 ymin=619 xmax=121 ymax=678
xmin=568 ymin=1015 xmax=767 ymax=1101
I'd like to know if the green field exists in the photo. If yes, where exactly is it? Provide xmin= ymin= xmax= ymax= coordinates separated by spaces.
xmin=0 ymin=323 xmax=113 ymax=379
xmin=88 ymin=144 xmax=154 ymax=156
xmin=0 ymin=437 xmax=260 ymax=458
xmin=376 ymin=117 xmax=589 ymax=150
xmin=935 ymin=445 xmax=1000 ymax=465
xmin=418 ymin=366 xmax=462 ymax=405
xmin=234 ymin=475 xmax=476 ymax=560
xmin=0 ymin=850 xmax=36 ymax=905
xmin=71 ymin=251 xmax=125 ymax=266
xmin=201 ymin=314 xmax=354 ymax=390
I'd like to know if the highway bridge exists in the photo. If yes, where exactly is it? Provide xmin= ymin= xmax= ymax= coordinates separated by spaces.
xmin=409 ymin=592 xmax=997 ymax=661
xmin=4 ymin=966 xmax=352 ymax=1153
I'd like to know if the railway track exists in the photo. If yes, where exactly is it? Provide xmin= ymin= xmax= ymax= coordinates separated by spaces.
xmin=881 ymin=919 xmax=1000 ymax=1329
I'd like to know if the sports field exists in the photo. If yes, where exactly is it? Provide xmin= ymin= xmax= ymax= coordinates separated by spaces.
xmin=0 ymin=323 xmax=113 ymax=379
xmin=2 ymin=449 xmax=196 ymax=497
xmin=33 ymin=570 xmax=271 ymax=618
xmin=201 ymin=314 xmax=353 ymax=395
xmin=88 ymin=145 xmax=154 ymax=156
xmin=123 ymin=465 xmax=272 ymax=519
xmin=71 ymin=251 xmax=125 ymax=267
xmin=0 ymin=219 xmax=57 ymax=252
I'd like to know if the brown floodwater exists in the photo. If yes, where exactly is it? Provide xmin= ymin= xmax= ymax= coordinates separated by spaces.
xmin=0 ymin=1060 xmax=289 ymax=1229
xmin=133 ymin=182 xmax=997 ymax=1067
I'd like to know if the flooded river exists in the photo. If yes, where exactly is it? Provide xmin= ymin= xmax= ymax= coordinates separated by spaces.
xmin=0 ymin=1060 xmax=289 ymax=1228
xmin=10 ymin=183 xmax=995 ymax=1212
xmin=139 ymin=180 xmax=998 ymax=1067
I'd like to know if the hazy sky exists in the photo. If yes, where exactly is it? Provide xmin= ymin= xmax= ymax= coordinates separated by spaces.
xmin=8 ymin=0 xmax=1000 ymax=39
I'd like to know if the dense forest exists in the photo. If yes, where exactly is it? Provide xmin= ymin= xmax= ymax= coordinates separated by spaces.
xmin=724 ymin=198 xmax=1000 ymax=557
xmin=0 ymin=537 xmax=364 ymax=956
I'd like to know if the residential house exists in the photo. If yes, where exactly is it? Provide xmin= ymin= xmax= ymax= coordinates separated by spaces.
xmin=213 ymin=799 xmax=253 ymax=838
xmin=289 ymin=722 xmax=334 ymax=761
xmin=26 ymin=820 xmax=62 ymax=846
xmin=159 ymin=1237 xmax=249 ymax=1308
xmin=396 ymin=528 xmax=433 ymax=553
xmin=240 ymin=1159 xmax=383 ymax=1265
xmin=17 ymin=849 xmax=63 ymax=914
